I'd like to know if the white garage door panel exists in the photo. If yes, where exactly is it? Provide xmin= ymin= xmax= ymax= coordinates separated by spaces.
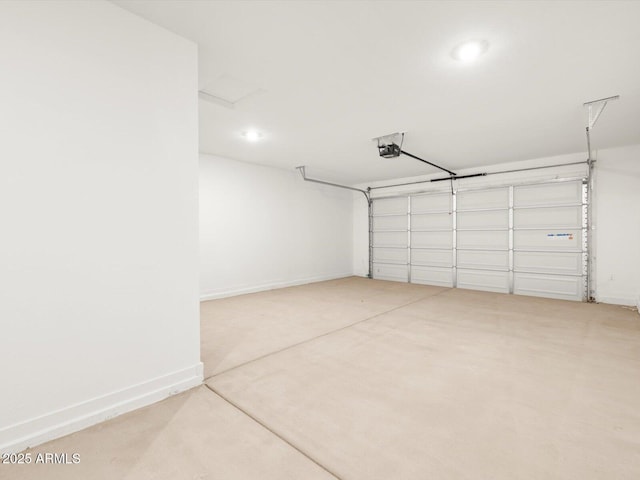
xmin=457 ymin=188 xmax=509 ymax=210
xmin=373 ymin=231 xmax=407 ymax=248
xmin=457 ymin=210 xmax=509 ymax=230
xmin=514 ymin=206 xmax=582 ymax=229
xmin=514 ymin=181 xmax=582 ymax=207
xmin=457 ymin=230 xmax=509 ymax=250
xmin=457 ymin=269 xmax=509 ymax=293
xmin=373 ymin=248 xmax=407 ymax=264
xmin=411 ymin=248 xmax=452 ymax=268
xmin=411 ymin=231 xmax=452 ymax=249
xmin=411 ymin=194 xmax=451 ymax=213
xmin=514 ymin=251 xmax=582 ymax=275
xmin=411 ymin=266 xmax=453 ymax=287
xmin=370 ymin=179 xmax=588 ymax=302
xmin=411 ymin=212 xmax=452 ymax=230
xmin=514 ymin=273 xmax=584 ymax=301
xmin=514 ymin=229 xmax=582 ymax=252
xmin=512 ymin=182 xmax=585 ymax=301
xmin=457 ymin=250 xmax=509 ymax=271
xmin=373 ymin=197 xmax=407 ymax=215
xmin=373 ymin=263 xmax=408 ymax=282
xmin=373 ymin=215 xmax=408 ymax=231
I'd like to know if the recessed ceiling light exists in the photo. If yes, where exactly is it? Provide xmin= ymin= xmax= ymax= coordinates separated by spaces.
xmin=242 ymin=129 xmax=263 ymax=142
xmin=452 ymin=40 xmax=489 ymax=62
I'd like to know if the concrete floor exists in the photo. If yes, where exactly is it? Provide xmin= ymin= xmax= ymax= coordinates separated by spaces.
xmin=5 ymin=277 xmax=640 ymax=479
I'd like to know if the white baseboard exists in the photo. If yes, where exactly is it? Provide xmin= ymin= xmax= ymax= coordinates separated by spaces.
xmin=200 ymin=272 xmax=353 ymax=301
xmin=596 ymin=295 xmax=637 ymax=307
xmin=0 ymin=362 xmax=203 ymax=454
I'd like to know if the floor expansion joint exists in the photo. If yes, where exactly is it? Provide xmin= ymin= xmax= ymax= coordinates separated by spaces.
xmin=204 ymin=287 xmax=452 ymax=381
xmin=204 ymin=384 xmax=343 ymax=480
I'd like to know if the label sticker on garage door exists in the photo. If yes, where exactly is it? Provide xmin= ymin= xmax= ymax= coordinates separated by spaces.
xmin=547 ymin=233 xmax=574 ymax=240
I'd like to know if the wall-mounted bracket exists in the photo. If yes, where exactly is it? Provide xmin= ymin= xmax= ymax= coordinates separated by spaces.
xmin=584 ymin=95 xmax=619 ymax=163
xmin=584 ymin=95 xmax=619 ymax=129
xmin=372 ymin=132 xmax=404 ymax=147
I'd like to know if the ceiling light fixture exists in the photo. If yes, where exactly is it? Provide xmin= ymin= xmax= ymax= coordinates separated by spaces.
xmin=242 ymin=129 xmax=263 ymax=142
xmin=452 ymin=39 xmax=489 ymax=62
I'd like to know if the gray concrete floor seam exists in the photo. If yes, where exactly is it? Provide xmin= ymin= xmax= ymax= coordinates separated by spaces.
xmin=204 ymin=384 xmax=343 ymax=480
xmin=203 ymin=287 xmax=453 ymax=381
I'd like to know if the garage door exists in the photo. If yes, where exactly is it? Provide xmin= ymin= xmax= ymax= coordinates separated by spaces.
xmin=371 ymin=196 xmax=408 ymax=282
xmin=456 ymin=187 xmax=510 ymax=293
xmin=370 ymin=178 xmax=587 ymax=301
xmin=410 ymin=192 xmax=454 ymax=287
xmin=513 ymin=181 xmax=586 ymax=301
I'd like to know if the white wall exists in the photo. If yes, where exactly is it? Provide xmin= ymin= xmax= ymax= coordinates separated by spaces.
xmin=594 ymin=144 xmax=640 ymax=306
xmin=353 ymin=146 xmax=640 ymax=307
xmin=200 ymin=155 xmax=353 ymax=299
xmin=0 ymin=1 xmax=201 ymax=453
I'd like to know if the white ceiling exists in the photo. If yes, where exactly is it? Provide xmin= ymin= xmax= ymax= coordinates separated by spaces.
xmin=113 ymin=0 xmax=640 ymax=184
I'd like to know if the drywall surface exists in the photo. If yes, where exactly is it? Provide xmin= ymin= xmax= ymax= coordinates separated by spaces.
xmin=593 ymin=144 xmax=640 ymax=306
xmin=200 ymin=155 xmax=353 ymax=299
xmin=0 ymin=1 xmax=201 ymax=452
xmin=353 ymin=147 xmax=640 ymax=307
